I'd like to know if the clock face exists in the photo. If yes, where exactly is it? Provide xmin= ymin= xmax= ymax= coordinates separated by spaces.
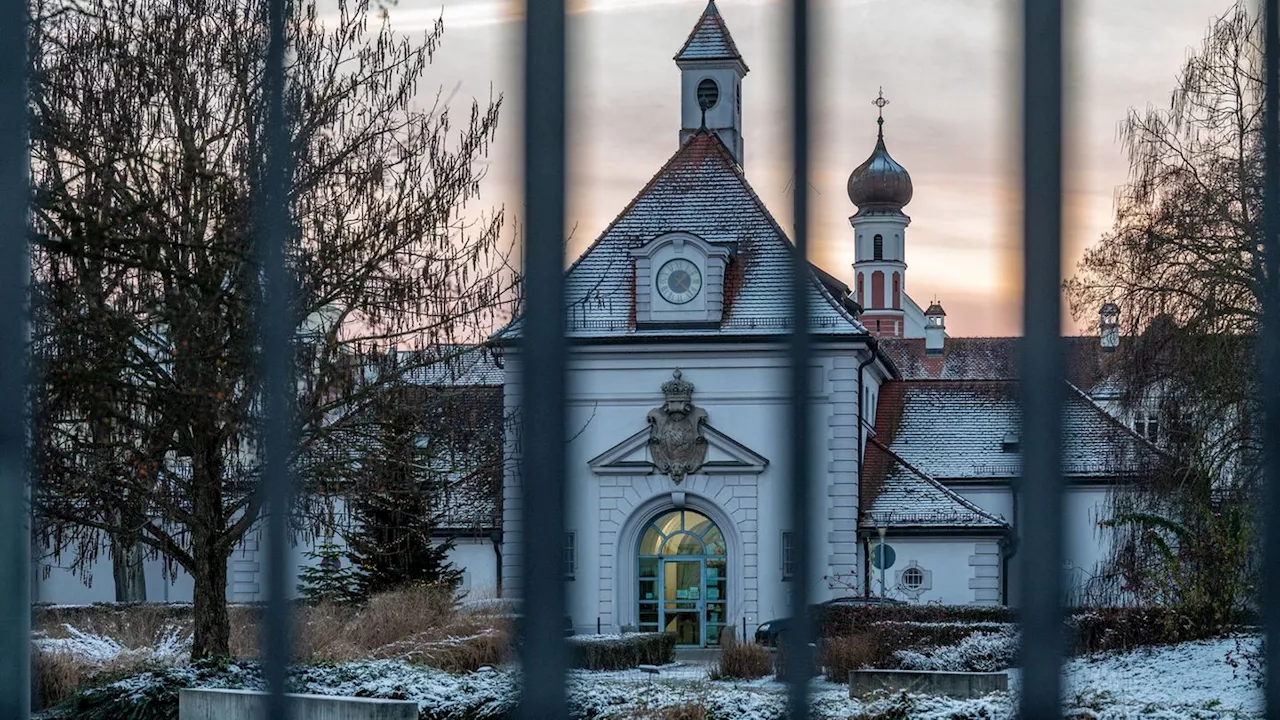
xmin=656 ymin=258 xmax=703 ymax=305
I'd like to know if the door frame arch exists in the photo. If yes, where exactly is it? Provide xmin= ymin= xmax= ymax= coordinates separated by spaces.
xmin=615 ymin=492 xmax=743 ymax=639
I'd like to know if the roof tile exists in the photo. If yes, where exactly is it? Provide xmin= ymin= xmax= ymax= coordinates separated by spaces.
xmin=674 ymin=0 xmax=746 ymax=67
xmin=499 ymin=132 xmax=865 ymax=339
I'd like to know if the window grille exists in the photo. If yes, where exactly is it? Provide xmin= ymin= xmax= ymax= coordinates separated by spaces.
xmin=564 ymin=532 xmax=577 ymax=580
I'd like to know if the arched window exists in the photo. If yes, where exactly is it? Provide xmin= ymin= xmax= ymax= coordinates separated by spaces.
xmin=873 ymin=234 xmax=884 ymax=261
xmin=856 ymin=274 xmax=865 ymax=306
xmin=638 ymin=510 xmax=727 ymax=646
xmin=892 ymin=272 xmax=901 ymax=309
xmin=871 ymin=271 xmax=885 ymax=309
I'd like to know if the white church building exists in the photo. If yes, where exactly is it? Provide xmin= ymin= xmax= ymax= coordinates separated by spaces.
xmin=33 ymin=2 xmax=1155 ymax=645
xmin=495 ymin=0 xmax=1154 ymax=645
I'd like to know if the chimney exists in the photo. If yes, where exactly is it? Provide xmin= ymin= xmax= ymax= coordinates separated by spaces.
xmin=1100 ymin=302 xmax=1120 ymax=351
xmin=924 ymin=300 xmax=946 ymax=355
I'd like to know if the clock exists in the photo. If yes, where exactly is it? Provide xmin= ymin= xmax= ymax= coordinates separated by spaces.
xmin=656 ymin=258 xmax=703 ymax=305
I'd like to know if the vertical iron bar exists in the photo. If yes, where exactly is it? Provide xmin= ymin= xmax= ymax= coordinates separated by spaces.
xmin=0 ymin=0 xmax=30 ymax=714
xmin=518 ymin=0 xmax=567 ymax=712
xmin=785 ymin=0 xmax=812 ymax=712
xmin=259 ymin=0 xmax=294 ymax=715
xmin=1019 ymin=0 xmax=1064 ymax=718
xmin=1261 ymin=0 xmax=1280 ymax=717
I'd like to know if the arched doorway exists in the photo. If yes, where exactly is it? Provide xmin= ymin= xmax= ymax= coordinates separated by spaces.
xmin=637 ymin=509 xmax=727 ymax=647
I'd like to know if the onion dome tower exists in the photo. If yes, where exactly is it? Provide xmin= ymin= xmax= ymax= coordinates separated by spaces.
xmin=849 ymin=89 xmax=912 ymax=338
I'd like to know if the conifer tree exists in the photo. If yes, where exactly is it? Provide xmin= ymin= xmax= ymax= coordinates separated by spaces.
xmin=297 ymin=538 xmax=362 ymax=605
xmin=347 ymin=394 xmax=463 ymax=597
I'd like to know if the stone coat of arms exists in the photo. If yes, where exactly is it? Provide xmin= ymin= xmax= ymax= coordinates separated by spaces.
xmin=647 ymin=369 xmax=708 ymax=484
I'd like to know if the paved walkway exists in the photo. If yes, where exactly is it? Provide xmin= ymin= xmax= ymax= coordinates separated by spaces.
xmin=672 ymin=648 xmax=721 ymax=667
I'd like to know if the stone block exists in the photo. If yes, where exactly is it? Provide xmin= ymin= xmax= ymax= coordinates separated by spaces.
xmin=968 ymin=576 xmax=999 ymax=590
xmin=179 ymin=689 xmax=418 ymax=720
xmin=849 ymin=670 xmax=1008 ymax=700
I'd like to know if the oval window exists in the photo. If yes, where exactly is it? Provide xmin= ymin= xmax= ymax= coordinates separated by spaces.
xmin=696 ymin=78 xmax=719 ymax=110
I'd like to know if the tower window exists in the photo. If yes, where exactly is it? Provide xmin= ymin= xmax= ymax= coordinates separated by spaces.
xmin=873 ymin=234 xmax=884 ymax=261
xmin=697 ymin=78 xmax=720 ymax=111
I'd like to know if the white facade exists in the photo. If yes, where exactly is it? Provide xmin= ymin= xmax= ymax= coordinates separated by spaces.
xmin=34 ymin=520 xmax=498 ymax=605
xmin=503 ymin=344 xmax=882 ymax=636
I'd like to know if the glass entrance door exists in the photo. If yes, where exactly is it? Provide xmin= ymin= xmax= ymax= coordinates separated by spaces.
xmin=663 ymin=559 xmax=702 ymax=645
xmin=637 ymin=509 xmax=728 ymax=647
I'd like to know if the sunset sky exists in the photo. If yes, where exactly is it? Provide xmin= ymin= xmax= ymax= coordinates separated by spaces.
xmin=374 ymin=0 xmax=1229 ymax=336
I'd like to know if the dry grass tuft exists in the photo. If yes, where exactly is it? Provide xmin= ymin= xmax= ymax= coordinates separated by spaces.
xmin=32 ymin=585 xmax=514 ymax=708
xmin=31 ymin=648 xmax=94 ymax=710
xmin=708 ymin=629 xmax=772 ymax=680
xmin=819 ymin=632 xmax=879 ymax=683
xmin=291 ymin=585 xmax=512 ymax=671
xmin=35 ymin=604 xmax=187 ymax=650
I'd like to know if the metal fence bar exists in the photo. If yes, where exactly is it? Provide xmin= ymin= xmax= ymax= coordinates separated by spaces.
xmin=517 ymin=0 xmax=568 ymax=712
xmin=784 ymin=0 xmax=813 ymax=712
xmin=0 ymin=0 xmax=30 ymax=714
xmin=1018 ymin=0 xmax=1065 ymax=717
xmin=1260 ymin=0 xmax=1280 ymax=717
xmin=258 ymin=0 xmax=295 ymax=714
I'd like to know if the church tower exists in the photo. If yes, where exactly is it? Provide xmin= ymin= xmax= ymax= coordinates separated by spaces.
xmin=848 ymin=90 xmax=913 ymax=338
xmin=675 ymin=0 xmax=748 ymax=165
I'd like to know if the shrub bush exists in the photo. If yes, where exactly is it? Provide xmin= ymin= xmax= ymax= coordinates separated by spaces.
xmin=895 ymin=627 xmax=1018 ymax=672
xmin=1064 ymin=606 xmax=1247 ymax=654
xmin=568 ymin=632 xmax=677 ymax=671
xmin=40 ymin=660 xmax=258 ymax=720
xmin=816 ymin=604 xmax=1015 ymax=639
xmin=819 ymin=634 xmax=878 ymax=682
xmin=708 ymin=634 xmax=771 ymax=680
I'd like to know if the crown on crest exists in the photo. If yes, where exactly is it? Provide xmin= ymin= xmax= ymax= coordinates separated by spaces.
xmin=662 ymin=369 xmax=694 ymax=403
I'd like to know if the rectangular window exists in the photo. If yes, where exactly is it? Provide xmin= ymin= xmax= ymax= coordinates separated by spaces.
xmin=564 ymin=532 xmax=576 ymax=580
xmin=781 ymin=531 xmax=796 ymax=581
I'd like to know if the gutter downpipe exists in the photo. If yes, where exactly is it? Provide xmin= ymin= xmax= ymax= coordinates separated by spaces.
xmin=856 ymin=336 xmax=879 ymax=599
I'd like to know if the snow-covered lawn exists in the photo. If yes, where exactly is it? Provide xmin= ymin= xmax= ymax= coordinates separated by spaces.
xmin=37 ymin=628 xmax=1264 ymax=719
xmin=1055 ymin=635 xmax=1261 ymax=719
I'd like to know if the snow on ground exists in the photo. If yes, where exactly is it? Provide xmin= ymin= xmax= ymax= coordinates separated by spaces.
xmin=1056 ymin=635 xmax=1262 ymax=719
xmin=33 ymin=623 xmax=191 ymax=666
xmin=41 ymin=625 xmax=1264 ymax=718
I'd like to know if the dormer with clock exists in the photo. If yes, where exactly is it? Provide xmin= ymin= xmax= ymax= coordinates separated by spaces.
xmin=631 ymin=232 xmax=733 ymax=327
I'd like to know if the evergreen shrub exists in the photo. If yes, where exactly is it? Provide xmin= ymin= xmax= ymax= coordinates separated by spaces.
xmin=567 ymin=632 xmax=677 ymax=671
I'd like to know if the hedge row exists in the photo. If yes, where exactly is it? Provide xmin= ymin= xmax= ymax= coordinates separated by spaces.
xmin=816 ymin=604 xmax=1015 ymax=638
xmin=816 ymin=604 xmax=1250 ymax=656
xmin=1065 ymin=606 xmax=1252 ymax=654
xmin=567 ymin=632 xmax=677 ymax=671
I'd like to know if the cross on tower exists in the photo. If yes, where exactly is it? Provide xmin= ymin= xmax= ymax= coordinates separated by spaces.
xmin=873 ymin=87 xmax=889 ymax=117
xmin=873 ymin=87 xmax=888 ymax=137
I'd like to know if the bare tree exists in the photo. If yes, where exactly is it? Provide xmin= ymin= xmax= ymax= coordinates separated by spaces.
xmin=1065 ymin=1 xmax=1260 ymax=625
xmin=29 ymin=0 xmax=516 ymax=658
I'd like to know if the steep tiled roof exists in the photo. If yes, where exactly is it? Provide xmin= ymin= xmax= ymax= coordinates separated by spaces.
xmin=674 ymin=0 xmax=746 ymax=67
xmin=880 ymin=336 xmax=1122 ymax=394
xmin=498 ymin=132 xmax=865 ymax=339
xmin=401 ymin=345 xmax=503 ymax=387
xmin=861 ymin=438 xmax=1008 ymax=530
xmin=869 ymin=379 xmax=1157 ymax=481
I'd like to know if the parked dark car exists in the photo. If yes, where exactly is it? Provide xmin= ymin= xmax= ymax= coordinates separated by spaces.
xmin=754 ymin=596 xmax=906 ymax=647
